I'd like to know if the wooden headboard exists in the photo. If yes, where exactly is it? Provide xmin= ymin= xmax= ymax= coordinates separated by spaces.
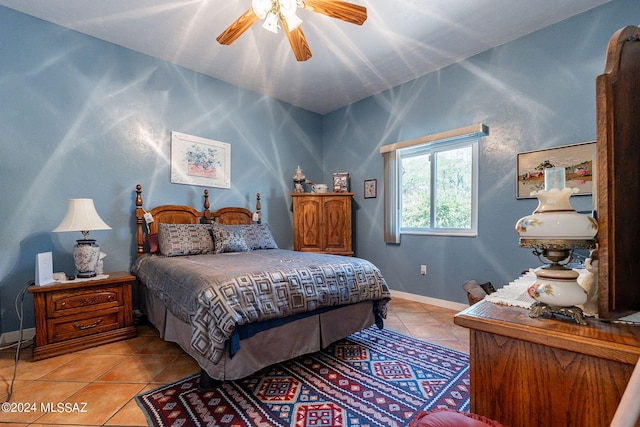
xmin=134 ymin=184 xmax=261 ymax=256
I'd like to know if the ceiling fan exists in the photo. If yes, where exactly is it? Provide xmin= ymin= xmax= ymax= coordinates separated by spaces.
xmin=216 ymin=0 xmax=367 ymax=62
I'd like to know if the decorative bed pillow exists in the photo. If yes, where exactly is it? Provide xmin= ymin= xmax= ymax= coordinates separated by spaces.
xmin=211 ymin=223 xmax=251 ymax=253
xmin=239 ymin=223 xmax=278 ymax=250
xmin=157 ymin=223 xmax=214 ymax=257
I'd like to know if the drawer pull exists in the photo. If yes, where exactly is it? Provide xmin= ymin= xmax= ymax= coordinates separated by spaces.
xmin=73 ymin=318 xmax=103 ymax=330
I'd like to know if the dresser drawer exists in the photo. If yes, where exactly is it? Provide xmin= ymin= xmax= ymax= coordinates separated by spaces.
xmin=46 ymin=285 xmax=122 ymax=318
xmin=48 ymin=307 xmax=124 ymax=343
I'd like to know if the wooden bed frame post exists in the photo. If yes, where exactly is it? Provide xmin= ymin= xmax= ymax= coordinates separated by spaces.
xmin=203 ymin=189 xmax=211 ymax=224
xmin=256 ymin=193 xmax=261 ymax=224
xmin=135 ymin=184 xmax=145 ymax=257
xmin=199 ymin=369 xmax=221 ymax=391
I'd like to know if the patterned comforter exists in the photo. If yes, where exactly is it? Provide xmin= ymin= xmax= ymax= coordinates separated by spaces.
xmin=132 ymin=249 xmax=391 ymax=364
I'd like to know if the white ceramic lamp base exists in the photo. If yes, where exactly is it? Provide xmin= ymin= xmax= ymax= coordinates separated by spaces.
xmin=527 ymin=266 xmax=589 ymax=325
xmin=73 ymin=240 xmax=101 ymax=278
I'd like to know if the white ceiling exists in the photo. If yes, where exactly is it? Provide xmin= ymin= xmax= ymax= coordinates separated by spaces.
xmin=0 ymin=0 xmax=612 ymax=114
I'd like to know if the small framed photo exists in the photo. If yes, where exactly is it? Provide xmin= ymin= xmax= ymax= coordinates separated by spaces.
xmin=364 ymin=179 xmax=377 ymax=199
xmin=332 ymin=172 xmax=349 ymax=192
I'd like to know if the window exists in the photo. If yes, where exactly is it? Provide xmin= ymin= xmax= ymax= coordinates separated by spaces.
xmin=399 ymin=139 xmax=477 ymax=235
xmin=380 ymin=124 xmax=488 ymax=242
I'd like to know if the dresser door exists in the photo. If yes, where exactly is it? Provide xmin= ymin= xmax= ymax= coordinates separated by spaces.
xmin=323 ymin=196 xmax=352 ymax=254
xmin=293 ymin=196 xmax=324 ymax=252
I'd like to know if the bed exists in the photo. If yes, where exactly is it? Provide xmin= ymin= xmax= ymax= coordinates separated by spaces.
xmin=131 ymin=184 xmax=391 ymax=387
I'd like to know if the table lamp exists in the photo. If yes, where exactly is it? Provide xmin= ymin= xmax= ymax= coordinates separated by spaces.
xmin=515 ymin=167 xmax=597 ymax=325
xmin=53 ymin=199 xmax=111 ymax=278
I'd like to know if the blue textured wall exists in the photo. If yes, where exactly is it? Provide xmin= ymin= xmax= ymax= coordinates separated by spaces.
xmin=322 ymin=0 xmax=638 ymax=303
xmin=0 ymin=7 xmax=323 ymax=333
xmin=0 ymin=0 xmax=638 ymax=334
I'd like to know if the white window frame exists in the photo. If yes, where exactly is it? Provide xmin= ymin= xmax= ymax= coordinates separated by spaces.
xmin=398 ymin=138 xmax=478 ymax=237
xmin=380 ymin=124 xmax=488 ymax=243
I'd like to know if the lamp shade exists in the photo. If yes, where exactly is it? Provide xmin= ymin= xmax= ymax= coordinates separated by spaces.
xmin=53 ymin=199 xmax=111 ymax=233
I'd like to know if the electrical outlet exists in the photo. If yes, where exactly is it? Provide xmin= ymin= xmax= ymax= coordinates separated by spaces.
xmin=420 ymin=265 xmax=427 ymax=275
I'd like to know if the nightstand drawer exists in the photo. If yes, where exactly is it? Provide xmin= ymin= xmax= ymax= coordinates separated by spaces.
xmin=48 ymin=308 xmax=123 ymax=343
xmin=46 ymin=285 xmax=122 ymax=318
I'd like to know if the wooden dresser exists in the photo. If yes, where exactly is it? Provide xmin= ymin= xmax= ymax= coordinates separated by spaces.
xmin=292 ymin=192 xmax=353 ymax=256
xmin=455 ymin=300 xmax=640 ymax=427
xmin=29 ymin=271 xmax=137 ymax=360
xmin=596 ymin=25 xmax=640 ymax=319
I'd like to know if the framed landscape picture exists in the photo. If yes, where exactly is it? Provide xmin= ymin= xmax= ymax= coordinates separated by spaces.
xmin=516 ymin=141 xmax=596 ymax=199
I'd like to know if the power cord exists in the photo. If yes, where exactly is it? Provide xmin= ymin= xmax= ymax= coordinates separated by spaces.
xmin=3 ymin=283 xmax=31 ymax=402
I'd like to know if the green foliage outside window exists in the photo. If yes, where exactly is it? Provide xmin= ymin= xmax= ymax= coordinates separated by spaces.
xmin=401 ymin=145 xmax=472 ymax=230
xmin=401 ymin=154 xmax=431 ymax=228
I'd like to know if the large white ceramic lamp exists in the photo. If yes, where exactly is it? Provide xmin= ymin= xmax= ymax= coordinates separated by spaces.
xmin=53 ymin=199 xmax=111 ymax=278
xmin=515 ymin=177 xmax=598 ymax=325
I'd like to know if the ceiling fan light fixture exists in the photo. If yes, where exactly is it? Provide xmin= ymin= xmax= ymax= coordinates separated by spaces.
xmin=262 ymin=11 xmax=279 ymax=33
xmin=217 ymin=0 xmax=366 ymax=61
xmin=279 ymin=0 xmax=298 ymax=16
xmin=252 ymin=0 xmax=272 ymax=19
xmin=284 ymin=13 xmax=302 ymax=31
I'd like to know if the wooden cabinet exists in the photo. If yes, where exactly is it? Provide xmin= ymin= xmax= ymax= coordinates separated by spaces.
xmin=454 ymin=300 xmax=640 ymax=427
xmin=29 ymin=271 xmax=136 ymax=360
xmin=292 ymin=193 xmax=353 ymax=256
xmin=596 ymin=25 xmax=640 ymax=319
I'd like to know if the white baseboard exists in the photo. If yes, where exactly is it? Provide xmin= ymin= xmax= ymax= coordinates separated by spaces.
xmin=390 ymin=290 xmax=468 ymax=312
xmin=0 ymin=328 xmax=36 ymax=346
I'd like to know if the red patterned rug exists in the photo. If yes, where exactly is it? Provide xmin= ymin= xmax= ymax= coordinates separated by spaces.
xmin=136 ymin=326 xmax=469 ymax=427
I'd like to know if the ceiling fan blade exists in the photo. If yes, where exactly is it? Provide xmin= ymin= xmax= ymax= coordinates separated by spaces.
xmin=282 ymin=21 xmax=313 ymax=61
xmin=216 ymin=8 xmax=259 ymax=45
xmin=302 ymin=0 xmax=367 ymax=26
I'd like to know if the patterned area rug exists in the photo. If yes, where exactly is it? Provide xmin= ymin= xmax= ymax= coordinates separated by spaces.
xmin=136 ymin=327 xmax=469 ymax=427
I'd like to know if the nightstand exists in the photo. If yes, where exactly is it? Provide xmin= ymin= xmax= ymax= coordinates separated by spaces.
xmin=28 ymin=271 xmax=137 ymax=360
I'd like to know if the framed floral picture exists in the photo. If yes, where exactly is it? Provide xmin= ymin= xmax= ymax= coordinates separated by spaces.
xmin=171 ymin=131 xmax=231 ymax=188
xmin=364 ymin=179 xmax=377 ymax=198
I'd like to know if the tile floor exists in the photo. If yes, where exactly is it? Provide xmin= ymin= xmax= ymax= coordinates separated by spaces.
xmin=0 ymin=297 xmax=470 ymax=426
